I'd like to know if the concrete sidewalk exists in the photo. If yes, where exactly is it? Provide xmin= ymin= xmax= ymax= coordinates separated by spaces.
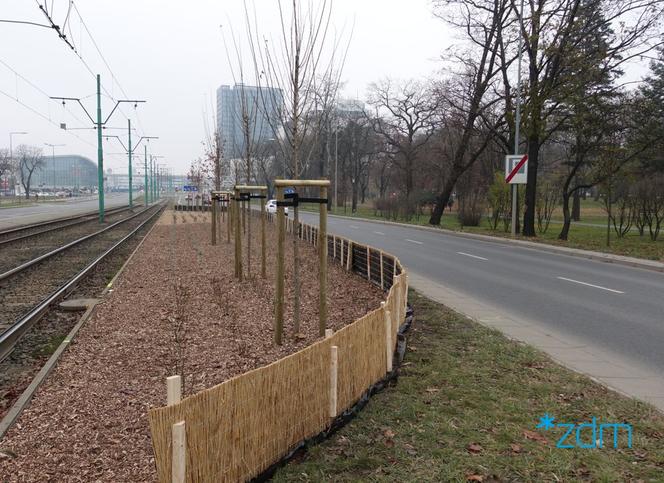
xmin=409 ymin=272 xmax=664 ymax=412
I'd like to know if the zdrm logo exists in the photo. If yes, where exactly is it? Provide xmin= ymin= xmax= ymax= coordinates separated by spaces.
xmin=537 ymin=414 xmax=632 ymax=449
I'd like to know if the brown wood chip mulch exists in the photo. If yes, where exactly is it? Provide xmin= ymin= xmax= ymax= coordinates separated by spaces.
xmin=0 ymin=211 xmax=384 ymax=482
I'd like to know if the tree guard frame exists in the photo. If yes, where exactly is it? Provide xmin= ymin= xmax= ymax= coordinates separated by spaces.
xmin=211 ymin=191 xmax=233 ymax=246
xmin=274 ymin=179 xmax=330 ymax=345
xmin=233 ymin=185 xmax=268 ymax=281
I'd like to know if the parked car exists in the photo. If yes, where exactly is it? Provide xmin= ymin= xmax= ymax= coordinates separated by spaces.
xmin=266 ymin=199 xmax=288 ymax=215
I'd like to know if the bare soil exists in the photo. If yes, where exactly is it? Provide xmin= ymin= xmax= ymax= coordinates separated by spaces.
xmin=0 ymin=210 xmax=384 ymax=482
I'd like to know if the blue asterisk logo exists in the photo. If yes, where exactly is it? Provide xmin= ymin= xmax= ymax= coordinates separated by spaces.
xmin=537 ymin=413 xmax=556 ymax=431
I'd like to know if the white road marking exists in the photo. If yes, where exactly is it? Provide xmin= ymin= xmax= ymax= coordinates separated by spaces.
xmin=349 ymin=224 xmax=359 ymax=229
xmin=457 ymin=251 xmax=488 ymax=261
xmin=406 ymin=239 xmax=424 ymax=245
xmin=556 ymin=276 xmax=625 ymax=294
xmin=373 ymin=231 xmax=385 ymax=235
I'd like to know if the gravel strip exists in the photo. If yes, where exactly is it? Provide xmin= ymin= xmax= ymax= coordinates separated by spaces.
xmin=0 ymin=211 xmax=384 ymax=481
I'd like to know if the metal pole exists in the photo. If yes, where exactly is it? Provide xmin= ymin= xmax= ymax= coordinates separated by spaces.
xmin=511 ymin=0 xmax=525 ymax=237
xmin=96 ymin=74 xmax=105 ymax=223
xmin=128 ymin=119 xmax=133 ymax=208
xmin=144 ymin=144 xmax=149 ymax=206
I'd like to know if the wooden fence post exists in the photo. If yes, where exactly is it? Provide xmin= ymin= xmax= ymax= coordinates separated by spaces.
xmin=167 ymin=375 xmax=182 ymax=406
xmin=340 ymin=239 xmax=344 ymax=267
xmin=333 ymin=235 xmax=336 ymax=260
xmin=366 ymin=246 xmax=371 ymax=282
xmin=330 ymin=345 xmax=338 ymax=418
xmin=346 ymin=241 xmax=353 ymax=271
xmin=172 ymin=421 xmax=186 ymax=483
xmin=382 ymin=302 xmax=392 ymax=372
xmin=380 ymin=251 xmax=384 ymax=290
xmin=325 ymin=328 xmax=333 ymax=338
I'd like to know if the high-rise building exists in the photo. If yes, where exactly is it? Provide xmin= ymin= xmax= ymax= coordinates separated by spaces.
xmin=216 ymin=83 xmax=283 ymax=159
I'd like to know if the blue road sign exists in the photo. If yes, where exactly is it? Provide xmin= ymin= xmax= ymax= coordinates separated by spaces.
xmin=183 ymin=185 xmax=198 ymax=192
xmin=284 ymin=187 xmax=295 ymax=195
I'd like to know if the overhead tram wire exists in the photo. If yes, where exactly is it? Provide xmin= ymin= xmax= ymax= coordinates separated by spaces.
xmin=0 ymin=86 xmax=95 ymax=150
xmin=69 ymin=1 xmax=148 ymax=137
xmin=33 ymin=0 xmax=148 ymax=139
xmin=0 ymin=58 xmax=126 ymax=163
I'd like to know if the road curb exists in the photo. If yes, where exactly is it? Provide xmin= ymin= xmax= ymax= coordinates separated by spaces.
xmin=0 ymin=209 xmax=163 ymax=440
xmin=322 ymin=212 xmax=664 ymax=273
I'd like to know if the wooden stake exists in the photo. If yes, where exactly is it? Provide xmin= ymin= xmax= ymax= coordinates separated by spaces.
xmin=380 ymin=251 xmax=384 ymax=290
xmin=382 ymin=303 xmax=393 ymax=373
xmin=340 ymin=238 xmax=344 ymax=266
xmin=234 ymin=189 xmax=242 ymax=280
xmin=325 ymin=328 xmax=333 ymax=338
xmin=261 ymin=188 xmax=267 ymax=278
xmin=226 ymin=195 xmax=231 ymax=244
xmin=333 ymin=235 xmax=336 ymax=260
xmin=367 ymin=247 xmax=371 ymax=281
xmin=166 ymin=375 xmax=182 ymax=406
xmin=275 ymin=186 xmax=285 ymax=345
xmin=329 ymin=345 xmax=338 ymax=418
xmin=319 ymin=186 xmax=328 ymax=336
xmin=211 ymin=195 xmax=217 ymax=246
xmin=346 ymin=241 xmax=353 ymax=271
xmin=172 ymin=421 xmax=186 ymax=483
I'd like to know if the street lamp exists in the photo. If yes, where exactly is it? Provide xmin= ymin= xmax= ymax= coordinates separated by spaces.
xmin=9 ymin=131 xmax=28 ymax=197
xmin=44 ymin=143 xmax=66 ymax=193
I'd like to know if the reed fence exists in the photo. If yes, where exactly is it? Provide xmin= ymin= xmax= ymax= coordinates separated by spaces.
xmin=149 ymin=214 xmax=408 ymax=482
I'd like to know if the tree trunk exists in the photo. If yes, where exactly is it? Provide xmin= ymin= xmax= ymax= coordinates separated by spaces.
xmin=429 ymin=177 xmax=456 ymax=225
xmin=559 ymin=190 xmax=572 ymax=240
xmin=351 ymin=182 xmax=358 ymax=212
xmin=572 ymin=190 xmax=581 ymax=221
xmin=522 ymin=137 xmax=539 ymax=237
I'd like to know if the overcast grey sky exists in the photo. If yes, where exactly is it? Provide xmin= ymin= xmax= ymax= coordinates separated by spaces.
xmin=0 ymin=1 xmax=450 ymax=174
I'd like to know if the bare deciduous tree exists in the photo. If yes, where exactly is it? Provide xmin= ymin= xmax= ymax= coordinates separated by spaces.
xmin=17 ymin=145 xmax=45 ymax=199
xmin=428 ymin=0 xmax=514 ymax=225
xmin=368 ymin=79 xmax=441 ymax=215
xmin=244 ymin=0 xmax=349 ymax=334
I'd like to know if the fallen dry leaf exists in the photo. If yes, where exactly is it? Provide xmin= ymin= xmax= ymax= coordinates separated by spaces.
xmin=467 ymin=443 xmax=483 ymax=454
xmin=383 ymin=429 xmax=396 ymax=439
xmin=510 ymin=443 xmax=522 ymax=454
xmin=425 ymin=387 xmax=439 ymax=393
xmin=523 ymin=430 xmax=548 ymax=444
xmin=466 ymin=474 xmax=484 ymax=482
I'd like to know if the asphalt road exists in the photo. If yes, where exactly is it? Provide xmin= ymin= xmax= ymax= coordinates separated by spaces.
xmin=0 ymin=193 xmax=131 ymax=231
xmin=298 ymin=211 xmax=664 ymax=376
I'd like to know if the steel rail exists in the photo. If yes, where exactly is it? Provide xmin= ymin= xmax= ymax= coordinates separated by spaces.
xmin=0 ymin=205 xmax=133 ymax=247
xmin=0 ymin=204 xmax=132 ymax=239
xmin=0 ymin=206 xmax=155 ymax=283
xmin=0 ymin=203 xmax=165 ymax=362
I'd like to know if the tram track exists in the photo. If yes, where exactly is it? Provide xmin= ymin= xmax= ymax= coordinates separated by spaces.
xmin=0 ymin=203 xmax=165 ymax=362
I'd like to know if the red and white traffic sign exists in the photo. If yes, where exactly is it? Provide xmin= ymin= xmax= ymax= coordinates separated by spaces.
xmin=505 ymin=154 xmax=528 ymax=184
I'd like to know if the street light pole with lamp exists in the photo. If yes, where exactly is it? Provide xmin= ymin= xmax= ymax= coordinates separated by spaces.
xmin=44 ymin=142 xmax=65 ymax=193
